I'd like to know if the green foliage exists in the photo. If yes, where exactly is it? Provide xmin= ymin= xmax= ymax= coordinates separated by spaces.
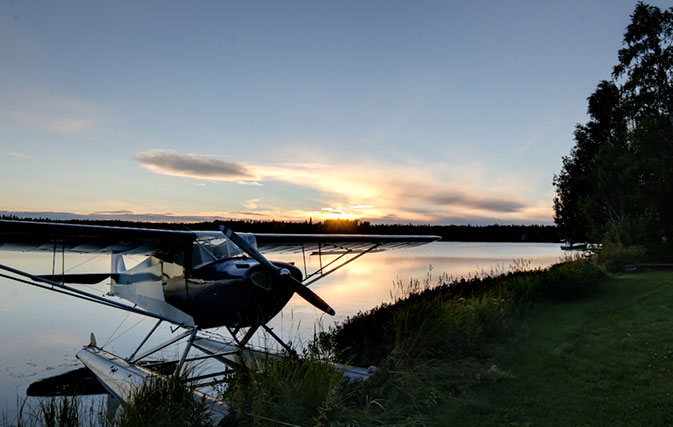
xmin=602 ymin=214 xmax=652 ymax=246
xmin=614 ymin=3 xmax=673 ymax=120
xmin=593 ymin=241 xmax=648 ymax=272
xmin=553 ymin=2 xmax=673 ymax=246
xmin=10 ymin=375 xmax=211 ymax=427
xmin=12 ymin=261 xmax=649 ymax=426
xmin=116 ymin=374 xmax=211 ymax=427
xmin=341 ymin=358 xmax=499 ymax=425
xmin=216 ymin=260 xmax=606 ymax=425
xmin=4 ymin=396 xmax=100 ymax=427
xmin=39 ymin=397 xmax=81 ymax=427
xmin=319 ymin=260 xmax=603 ymax=368
xmin=222 ymin=354 xmax=349 ymax=426
xmin=447 ymin=271 xmax=673 ymax=425
xmin=511 ymin=260 xmax=604 ymax=301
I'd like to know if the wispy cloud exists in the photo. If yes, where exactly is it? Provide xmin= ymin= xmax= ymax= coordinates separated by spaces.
xmin=135 ymin=149 xmax=255 ymax=180
xmin=409 ymin=191 xmax=526 ymax=213
xmin=133 ymin=149 xmax=552 ymax=224
xmin=2 ymin=89 xmax=100 ymax=134
xmin=8 ymin=152 xmax=31 ymax=158
xmin=243 ymin=198 xmax=261 ymax=210
xmin=0 ymin=210 xmax=233 ymax=223
xmin=90 ymin=210 xmax=135 ymax=215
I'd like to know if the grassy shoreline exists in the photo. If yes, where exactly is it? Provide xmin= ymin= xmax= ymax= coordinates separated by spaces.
xmin=227 ymin=261 xmax=673 ymax=425
xmin=9 ymin=260 xmax=673 ymax=425
xmin=433 ymin=269 xmax=673 ymax=425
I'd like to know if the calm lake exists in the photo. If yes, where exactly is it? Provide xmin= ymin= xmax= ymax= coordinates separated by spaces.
xmin=0 ymin=241 xmax=565 ymax=417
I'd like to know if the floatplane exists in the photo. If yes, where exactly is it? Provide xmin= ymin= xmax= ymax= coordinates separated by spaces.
xmin=0 ymin=219 xmax=439 ymax=423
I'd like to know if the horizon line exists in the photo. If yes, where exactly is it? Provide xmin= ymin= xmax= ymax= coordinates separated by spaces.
xmin=0 ymin=210 xmax=556 ymax=228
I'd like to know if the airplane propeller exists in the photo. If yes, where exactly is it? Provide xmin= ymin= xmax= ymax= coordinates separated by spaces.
xmin=219 ymin=225 xmax=335 ymax=316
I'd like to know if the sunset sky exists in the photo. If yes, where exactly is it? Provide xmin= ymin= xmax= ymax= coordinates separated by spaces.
xmin=1 ymin=0 xmax=663 ymax=225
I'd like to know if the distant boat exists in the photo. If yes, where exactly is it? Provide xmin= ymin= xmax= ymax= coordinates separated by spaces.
xmin=560 ymin=242 xmax=588 ymax=251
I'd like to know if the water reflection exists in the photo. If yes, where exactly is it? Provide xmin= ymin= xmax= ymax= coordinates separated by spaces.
xmin=0 ymin=242 xmax=564 ymax=416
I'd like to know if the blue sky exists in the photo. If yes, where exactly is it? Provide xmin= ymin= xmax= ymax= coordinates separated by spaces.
xmin=1 ymin=0 xmax=664 ymax=225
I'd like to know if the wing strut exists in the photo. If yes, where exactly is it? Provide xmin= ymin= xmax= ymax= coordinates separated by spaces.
xmin=127 ymin=319 xmax=163 ymax=361
xmin=0 ymin=263 xmax=190 ymax=326
xmin=302 ymin=243 xmax=380 ymax=287
xmin=303 ymin=247 xmax=354 ymax=281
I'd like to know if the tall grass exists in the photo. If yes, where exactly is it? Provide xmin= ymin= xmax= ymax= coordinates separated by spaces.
xmin=220 ymin=259 xmax=605 ymax=425
xmin=5 ymin=396 xmax=101 ymax=427
xmin=591 ymin=241 xmax=648 ymax=272
xmin=7 ymin=259 xmax=608 ymax=426
xmin=222 ymin=352 xmax=349 ymax=425
xmin=115 ymin=371 xmax=211 ymax=427
xmin=7 ymin=371 xmax=212 ymax=427
xmin=38 ymin=397 xmax=81 ymax=427
xmin=317 ymin=259 xmax=603 ymax=368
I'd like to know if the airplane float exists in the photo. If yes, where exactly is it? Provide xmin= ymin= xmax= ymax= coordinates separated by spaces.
xmin=0 ymin=219 xmax=439 ymax=422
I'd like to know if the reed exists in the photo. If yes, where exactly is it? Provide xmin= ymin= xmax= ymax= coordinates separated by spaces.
xmin=4 ymin=395 xmax=99 ymax=427
xmin=115 ymin=370 xmax=211 ymax=427
xmin=222 ymin=351 xmax=350 ymax=425
xmin=5 ymin=371 xmax=211 ymax=427
xmin=318 ymin=259 xmax=603 ymax=368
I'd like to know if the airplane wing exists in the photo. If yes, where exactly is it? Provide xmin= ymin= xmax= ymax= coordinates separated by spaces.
xmin=0 ymin=220 xmax=196 ymax=256
xmin=252 ymin=233 xmax=440 ymax=254
xmin=0 ymin=220 xmax=439 ymax=324
xmin=0 ymin=220 xmax=440 ymax=258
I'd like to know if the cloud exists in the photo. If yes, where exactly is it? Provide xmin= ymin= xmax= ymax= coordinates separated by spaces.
xmin=322 ymin=207 xmax=346 ymax=215
xmin=132 ymin=149 xmax=553 ymax=224
xmin=243 ymin=199 xmax=260 ymax=210
xmin=413 ymin=192 xmax=526 ymax=213
xmin=135 ymin=150 xmax=255 ymax=180
xmin=8 ymin=152 xmax=31 ymax=158
xmin=0 ymin=199 xmax=554 ymax=226
xmin=91 ymin=210 xmax=135 ymax=215
xmin=252 ymin=163 xmax=532 ymax=220
xmin=2 ymin=89 xmax=100 ymax=134
xmin=0 ymin=210 xmax=232 ymax=223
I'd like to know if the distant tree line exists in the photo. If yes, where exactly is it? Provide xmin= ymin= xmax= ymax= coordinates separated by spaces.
xmin=553 ymin=2 xmax=673 ymax=245
xmin=1 ymin=215 xmax=560 ymax=243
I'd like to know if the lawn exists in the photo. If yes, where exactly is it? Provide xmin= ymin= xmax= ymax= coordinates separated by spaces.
xmin=441 ymin=270 xmax=673 ymax=425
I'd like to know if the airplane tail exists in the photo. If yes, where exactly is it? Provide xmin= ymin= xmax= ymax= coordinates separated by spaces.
xmin=109 ymin=256 xmax=195 ymax=326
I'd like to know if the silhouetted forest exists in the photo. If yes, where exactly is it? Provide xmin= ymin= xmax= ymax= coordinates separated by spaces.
xmin=553 ymin=2 xmax=673 ymax=245
xmin=1 ymin=216 xmax=560 ymax=243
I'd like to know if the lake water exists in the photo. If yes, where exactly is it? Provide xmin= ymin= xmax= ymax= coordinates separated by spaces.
xmin=0 ymin=241 xmax=565 ymax=417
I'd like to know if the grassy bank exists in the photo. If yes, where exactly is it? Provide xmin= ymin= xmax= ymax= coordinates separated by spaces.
xmin=227 ymin=262 xmax=673 ymax=425
xmin=11 ymin=261 xmax=673 ymax=425
xmin=446 ymin=269 xmax=673 ymax=425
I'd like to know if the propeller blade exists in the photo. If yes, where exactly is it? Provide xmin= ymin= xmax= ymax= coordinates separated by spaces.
xmin=286 ymin=276 xmax=335 ymax=316
xmin=219 ymin=224 xmax=335 ymax=316
xmin=219 ymin=225 xmax=278 ymax=271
